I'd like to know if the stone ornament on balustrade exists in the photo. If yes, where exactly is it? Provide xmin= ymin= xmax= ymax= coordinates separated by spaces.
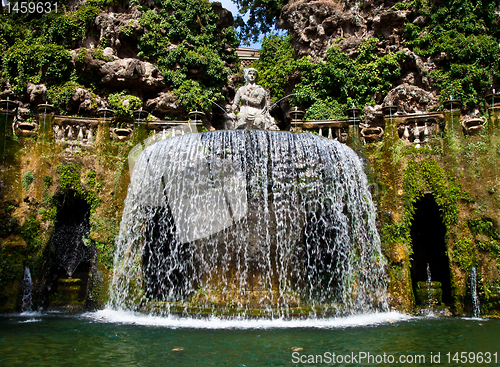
xmin=15 ymin=120 xmax=37 ymax=138
xmin=399 ymin=121 xmax=432 ymax=148
xmin=111 ymin=124 xmax=133 ymax=141
xmin=360 ymin=126 xmax=384 ymax=144
xmin=462 ymin=117 xmax=486 ymax=136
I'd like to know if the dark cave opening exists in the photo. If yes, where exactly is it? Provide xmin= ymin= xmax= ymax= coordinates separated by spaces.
xmin=410 ymin=194 xmax=452 ymax=305
xmin=48 ymin=190 xmax=94 ymax=306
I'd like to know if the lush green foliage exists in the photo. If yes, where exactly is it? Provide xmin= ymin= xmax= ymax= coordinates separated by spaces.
xmin=404 ymin=0 xmax=500 ymax=106
xmin=136 ymin=0 xmax=239 ymax=112
xmin=0 ymin=0 xmax=239 ymax=113
xmin=108 ymin=92 xmax=142 ymax=120
xmin=56 ymin=163 xmax=101 ymax=214
xmin=22 ymin=171 xmax=35 ymax=191
xmin=381 ymin=159 xmax=465 ymax=251
xmin=2 ymin=41 xmax=72 ymax=94
xmin=48 ymin=81 xmax=85 ymax=114
xmin=256 ymin=35 xmax=405 ymax=119
xmin=233 ymin=0 xmax=288 ymax=43
xmin=250 ymin=0 xmax=500 ymax=116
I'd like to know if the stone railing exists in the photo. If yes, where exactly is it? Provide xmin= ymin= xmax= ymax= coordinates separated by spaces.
xmin=394 ymin=112 xmax=445 ymax=147
xmin=8 ymin=105 xmax=204 ymax=152
xmin=53 ymin=115 xmax=97 ymax=153
xmin=291 ymin=119 xmax=349 ymax=143
xmin=2 ymin=99 xmax=499 ymax=152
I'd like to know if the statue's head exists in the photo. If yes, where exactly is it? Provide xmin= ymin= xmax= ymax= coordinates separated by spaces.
xmin=244 ymin=68 xmax=258 ymax=83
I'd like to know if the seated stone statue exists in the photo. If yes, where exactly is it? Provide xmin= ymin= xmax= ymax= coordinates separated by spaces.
xmin=231 ymin=68 xmax=279 ymax=130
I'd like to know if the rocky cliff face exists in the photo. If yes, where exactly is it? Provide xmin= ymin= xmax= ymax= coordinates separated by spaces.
xmin=3 ymin=0 xmax=237 ymax=121
xmin=277 ymin=0 xmax=490 ymax=118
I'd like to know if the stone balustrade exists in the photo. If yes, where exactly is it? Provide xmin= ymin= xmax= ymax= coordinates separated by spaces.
xmin=291 ymin=119 xmax=348 ymax=143
xmin=1 ymin=99 xmax=497 ymax=151
xmin=395 ymin=112 xmax=444 ymax=146
xmin=53 ymin=116 xmax=97 ymax=153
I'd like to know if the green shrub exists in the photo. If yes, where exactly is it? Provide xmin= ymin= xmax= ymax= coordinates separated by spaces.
xmin=404 ymin=0 xmax=500 ymax=107
xmin=22 ymin=171 xmax=35 ymax=191
xmin=48 ymin=81 xmax=85 ymax=114
xmin=108 ymin=92 xmax=143 ymax=120
xmin=256 ymin=35 xmax=404 ymax=117
xmin=3 ymin=41 xmax=72 ymax=94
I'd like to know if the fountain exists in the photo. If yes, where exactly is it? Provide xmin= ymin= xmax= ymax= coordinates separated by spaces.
xmin=415 ymin=264 xmax=442 ymax=315
xmin=97 ymin=108 xmax=114 ymax=148
xmin=110 ymin=130 xmax=387 ymax=317
xmin=0 ymin=98 xmax=18 ymax=165
xmin=443 ymin=96 xmax=462 ymax=144
xmin=36 ymin=104 xmax=56 ymax=145
xmin=382 ymin=102 xmax=398 ymax=144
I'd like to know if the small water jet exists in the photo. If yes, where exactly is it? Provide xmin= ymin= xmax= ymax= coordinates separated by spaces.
xmin=20 ymin=266 xmax=33 ymax=313
xmin=470 ymin=266 xmax=481 ymax=318
xmin=0 ymin=98 xmax=18 ymax=165
xmin=110 ymin=130 xmax=387 ymax=318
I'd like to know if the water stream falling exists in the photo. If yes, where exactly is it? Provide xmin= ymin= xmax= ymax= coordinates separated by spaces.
xmin=2 ymin=96 xmax=9 ymax=166
xmin=470 ymin=266 xmax=481 ymax=318
xmin=110 ymin=130 xmax=387 ymax=318
xmin=426 ymin=263 xmax=432 ymax=309
xmin=20 ymin=266 xmax=33 ymax=313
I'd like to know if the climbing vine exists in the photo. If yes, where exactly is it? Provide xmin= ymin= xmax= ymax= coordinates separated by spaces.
xmin=403 ymin=0 xmax=500 ymax=107
xmin=55 ymin=163 xmax=101 ymax=214
xmin=381 ymin=159 xmax=468 ymax=251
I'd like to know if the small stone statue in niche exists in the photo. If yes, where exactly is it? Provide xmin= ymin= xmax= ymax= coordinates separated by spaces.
xmin=231 ymin=68 xmax=279 ymax=130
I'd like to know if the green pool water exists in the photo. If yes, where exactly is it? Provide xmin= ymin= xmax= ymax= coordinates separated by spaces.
xmin=0 ymin=311 xmax=498 ymax=366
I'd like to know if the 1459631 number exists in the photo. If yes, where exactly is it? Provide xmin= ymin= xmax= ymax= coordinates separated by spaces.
xmin=6 ymin=2 xmax=57 ymax=14
xmin=446 ymin=352 xmax=498 ymax=364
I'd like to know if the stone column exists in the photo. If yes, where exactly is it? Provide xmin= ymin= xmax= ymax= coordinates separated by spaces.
xmin=36 ymin=104 xmax=56 ymax=144
xmin=345 ymin=107 xmax=362 ymax=147
xmin=96 ymin=109 xmax=114 ymax=149
xmin=382 ymin=105 xmax=400 ymax=145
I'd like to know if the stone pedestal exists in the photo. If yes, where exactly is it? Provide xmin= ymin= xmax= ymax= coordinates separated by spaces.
xmin=54 ymin=278 xmax=82 ymax=305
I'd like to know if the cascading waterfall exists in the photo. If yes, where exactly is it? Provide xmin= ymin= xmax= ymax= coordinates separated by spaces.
xmin=109 ymin=130 xmax=387 ymax=317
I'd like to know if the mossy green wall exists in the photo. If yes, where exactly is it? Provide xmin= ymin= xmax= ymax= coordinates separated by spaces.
xmin=0 ymin=116 xmax=131 ymax=312
xmin=2 ymin=111 xmax=500 ymax=316
xmin=366 ymin=112 xmax=500 ymax=315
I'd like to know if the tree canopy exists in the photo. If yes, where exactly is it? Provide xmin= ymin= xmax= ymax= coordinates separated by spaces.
xmin=233 ymin=0 xmax=288 ymax=44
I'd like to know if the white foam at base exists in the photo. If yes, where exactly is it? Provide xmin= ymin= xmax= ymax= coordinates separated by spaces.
xmin=85 ymin=309 xmax=412 ymax=329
